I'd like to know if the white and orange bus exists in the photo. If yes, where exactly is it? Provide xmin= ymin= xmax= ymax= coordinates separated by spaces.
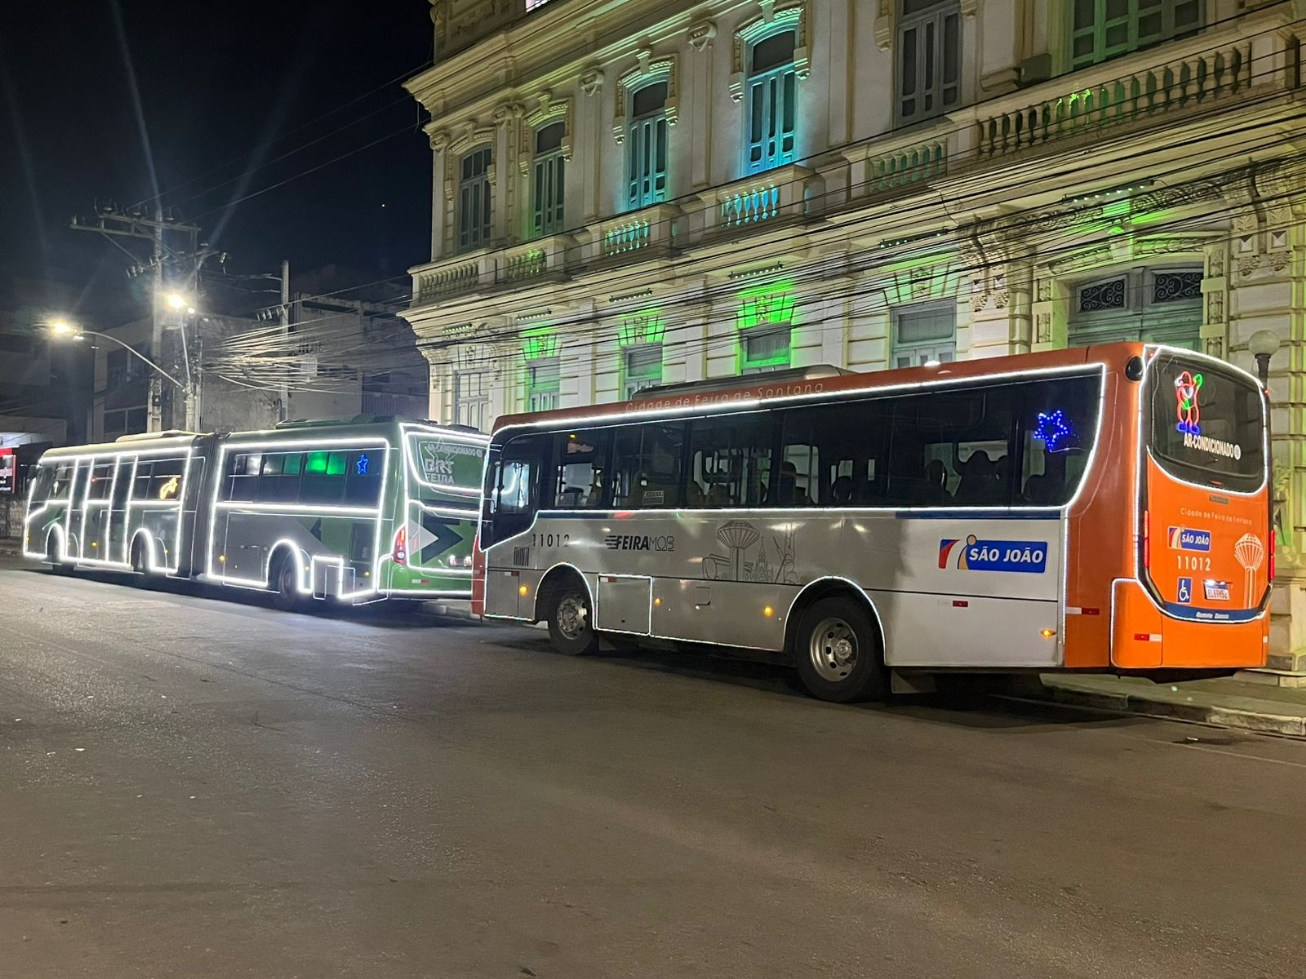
xmin=473 ymin=343 xmax=1271 ymax=702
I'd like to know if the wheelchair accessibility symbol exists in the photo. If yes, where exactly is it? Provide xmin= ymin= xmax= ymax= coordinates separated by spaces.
xmin=1177 ymin=577 xmax=1193 ymax=605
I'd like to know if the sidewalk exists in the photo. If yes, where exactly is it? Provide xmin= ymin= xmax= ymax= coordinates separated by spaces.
xmin=1040 ymin=673 xmax=1306 ymax=737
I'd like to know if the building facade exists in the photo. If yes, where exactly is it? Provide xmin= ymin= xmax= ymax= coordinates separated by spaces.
xmin=402 ymin=0 xmax=1306 ymax=669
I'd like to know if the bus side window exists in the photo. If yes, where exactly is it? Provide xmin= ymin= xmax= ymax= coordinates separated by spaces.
xmin=555 ymin=429 xmax=611 ymax=510
xmin=887 ymin=386 xmax=1015 ymax=507
xmin=1020 ymin=374 xmax=1100 ymax=505
xmin=485 ymin=433 xmax=546 ymax=545
xmin=777 ymin=400 xmax=889 ymax=507
xmin=688 ymin=411 xmax=774 ymax=508
xmin=612 ymin=423 xmax=685 ymax=509
xmin=225 ymin=452 xmax=260 ymax=502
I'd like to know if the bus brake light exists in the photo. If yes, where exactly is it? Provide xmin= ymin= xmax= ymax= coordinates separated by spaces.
xmin=392 ymin=526 xmax=408 ymax=566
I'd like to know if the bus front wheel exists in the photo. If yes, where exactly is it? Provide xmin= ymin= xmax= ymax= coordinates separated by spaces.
xmin=545 ymin=579 xmax=599 ymax=656
xmin=793 ymin=597 xmax=887 ymax=703
xmin=271 ymin=552 xmax=302 ymax=612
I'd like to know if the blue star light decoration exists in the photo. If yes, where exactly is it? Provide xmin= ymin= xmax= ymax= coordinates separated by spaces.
xmin=1033 ymin=410 xmax=1074 ymax=453
xmin=356 ymin=454 xmax=370 ymax=476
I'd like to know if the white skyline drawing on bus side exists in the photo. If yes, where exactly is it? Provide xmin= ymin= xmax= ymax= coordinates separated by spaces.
xmin=703 ymin=520 xmax=799 ymax=584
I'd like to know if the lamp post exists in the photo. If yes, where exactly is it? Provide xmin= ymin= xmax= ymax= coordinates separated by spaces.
xmin=48 ymin=319 xmax=196 ymax=433
xmin=1248 ymin=330 xmax=1281 ymax=389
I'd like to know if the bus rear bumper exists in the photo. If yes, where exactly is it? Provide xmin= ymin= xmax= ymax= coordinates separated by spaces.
xmin=1110 ymin=579 xmax=1268 ymax=670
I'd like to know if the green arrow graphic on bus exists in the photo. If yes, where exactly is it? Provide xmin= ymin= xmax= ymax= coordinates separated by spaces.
xmin=418 ymin=513 xmax=462 ymax=565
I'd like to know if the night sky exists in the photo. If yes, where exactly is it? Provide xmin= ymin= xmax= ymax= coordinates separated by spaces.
xmin=0 ymin=0 xmax=434 ymax=295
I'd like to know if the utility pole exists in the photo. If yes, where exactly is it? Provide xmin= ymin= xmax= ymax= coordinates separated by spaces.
xmin=280 ymin=260 xmax=291 ymax=423
xmin=70 ymin=204 xmax=211 ymax=433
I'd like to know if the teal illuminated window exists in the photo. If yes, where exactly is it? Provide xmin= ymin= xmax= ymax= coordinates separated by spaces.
xmin=1070 ymin=0 xmax=1201 ymax=70
xmin=746 ymin=31 xmax=797 ymax=174
xmin=326 ymin=452 xmax=347 ymax=476
xmin=532 ymin=122 xmax=566 ymax=238
xmin=627 ymin=83 xmax=669 ymax=209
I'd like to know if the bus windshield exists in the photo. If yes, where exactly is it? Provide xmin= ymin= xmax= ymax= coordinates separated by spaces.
xmin=1148 ymin=351 xmax=1265 ymax=493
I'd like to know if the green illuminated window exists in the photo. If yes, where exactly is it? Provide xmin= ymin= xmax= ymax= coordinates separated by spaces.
xmin=1070 ymin=0 xmax=1201 ymax=70
xmin=740 ymin=325 xmax=792 ymax=374
xmin=892 ymin=301 xmax=956 ymax=368
xmin=305 ymin=451 xmax=328 ymax=474
xmin=622 ymin=344 xmax=663 ymax=399
xmin=326 ymin=452 xmax=347 ymax=476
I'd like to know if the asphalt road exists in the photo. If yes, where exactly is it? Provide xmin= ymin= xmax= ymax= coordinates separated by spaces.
xmin=1 ymin=554 xmax=1304 ymax=979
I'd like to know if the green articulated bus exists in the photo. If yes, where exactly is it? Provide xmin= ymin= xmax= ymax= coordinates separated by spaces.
xmin=23 ymin=418 xmax=488 ymax=610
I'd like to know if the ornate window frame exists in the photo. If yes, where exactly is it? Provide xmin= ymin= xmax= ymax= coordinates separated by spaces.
xmin=874 ymin=0 xmax=977 ymax=51
xmin=613 ymin=50 xmax=678 ymax=143
xmin=518 ymin=92 xmax=573 ymax=172
xmin=430 ymin=121 xmax=499 ymax=254
xmin=729 ymin=0 xmax=810 ymax=103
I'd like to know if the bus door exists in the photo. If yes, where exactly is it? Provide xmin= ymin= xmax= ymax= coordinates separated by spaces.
xmin=1120 ymin=350 xmax=1270 ymax=668
xmin=107 ymin=457 xmax=133 ymax=563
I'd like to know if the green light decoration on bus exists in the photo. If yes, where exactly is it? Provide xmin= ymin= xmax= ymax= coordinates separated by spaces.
xmin=305 ymin=451 xmax=328 ymax=474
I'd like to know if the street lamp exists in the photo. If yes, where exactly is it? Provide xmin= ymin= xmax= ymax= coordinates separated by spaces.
xmin=46 ymin=318 xmax=194 ymax=430
xmin=1248 ymin=330 xmax=1281 ymax=388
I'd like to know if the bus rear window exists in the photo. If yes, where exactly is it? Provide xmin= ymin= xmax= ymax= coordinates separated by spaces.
xmin=1148 ymin=352 xmax=1264 ymax=492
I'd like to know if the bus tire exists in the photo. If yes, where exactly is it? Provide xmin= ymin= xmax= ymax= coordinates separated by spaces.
xmin=130 ymin=537 xmax=150 ymax=578
xmin=793 ymin=597 xmax=886 ymax=703
xmin=545 ymin=577 xmax=599 ymax=656
xmin=271 ymin=551 xmax=302 ymax=612
xmin=46 ymin=533 xmax=71 ymax=575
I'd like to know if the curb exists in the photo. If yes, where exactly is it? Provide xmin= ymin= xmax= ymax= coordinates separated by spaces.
xmin=1043 ymin=683 xmax=1306 ymax=737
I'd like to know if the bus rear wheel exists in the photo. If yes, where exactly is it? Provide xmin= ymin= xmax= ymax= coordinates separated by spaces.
xmin=793 ymin=597 xmax=886 ymax=703
xmin=271 ymin=552 xmax=302 ymax=612
xmin=545 ymin=579 xmax=598 ymax=656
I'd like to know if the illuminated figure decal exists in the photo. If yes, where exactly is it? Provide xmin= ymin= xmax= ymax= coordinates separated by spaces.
xmin=356 ymin=454 xmax=370 ymax=476
xmin=1175 ymin=370 xmax=1203 ymax=435
xmin=1033 ymin=410 xmax=1074 ymax=453
xmin=158 ymin=475 xmax=180 ymax=501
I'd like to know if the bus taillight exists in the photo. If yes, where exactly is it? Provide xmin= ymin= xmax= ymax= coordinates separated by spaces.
xmin=392 ymin=526 xmax=408 ymax=566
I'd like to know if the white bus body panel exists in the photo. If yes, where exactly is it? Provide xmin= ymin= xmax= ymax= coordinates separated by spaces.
xmin=491 ymin=511 xmax=1065 ymax=669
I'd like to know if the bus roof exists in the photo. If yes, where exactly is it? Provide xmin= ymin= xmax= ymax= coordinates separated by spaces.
xmin=492 ymin=342 xmax=1146 ymax=435
xmin=36 ymin=420 xmax=487 ymax=462
xmin=221 ymin=418 xmax=488 ymax=447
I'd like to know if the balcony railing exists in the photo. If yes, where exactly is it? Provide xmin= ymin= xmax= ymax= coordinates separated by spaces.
xmin=971 ymin=24 xmax=1277 ymax=159
xmin=707 ymin=165 xmax=816 ymax=235
xmin=593 ymin=203 xmax=680 ymax=262
xmin=411 ymin=234 xmax=576 ymax=302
